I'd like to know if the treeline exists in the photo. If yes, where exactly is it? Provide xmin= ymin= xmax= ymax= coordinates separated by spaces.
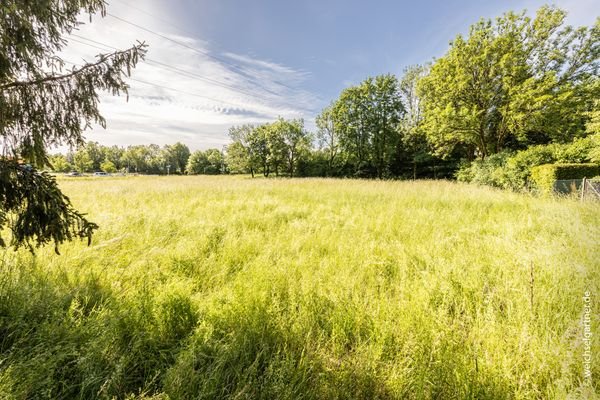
xmin=223 ymin=76 xmax=462 ymax=180
xmin=225 ymin=6 xmax=599 ymax=185
xmin=50 ymin=142 xmax=200 ymax=175
xmin=54 ymin=6 xmax=599 ymax=187
xmin=51 ymin=142 xmax=229 ymax=175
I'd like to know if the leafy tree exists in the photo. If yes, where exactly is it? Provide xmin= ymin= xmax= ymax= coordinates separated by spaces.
xmin=122 ymin=146 xmax=147 ymax=173
xmin=278 ymin=118 xmax=311 ymax=178
xmin=187 ymin=149 xmax=224 ymax=175
xmin=186 ymin=151 xmax=209 ymax=175
xmin=228 ymin=125 xmax=257 ymax=177
xmin=296 ymin=148 xmax=330 ymax=177
xmin=316 ymin=105 xmax=340 ymax=176
xmin=146 ymin=144 xmax=166 ymax=174
xmin=398 ymin=65 xmax=433 ymax=179
xmin=264 ymin=123 xmax=287 ymax=177
xmin=49 ymin=154 xmax=72 ymax=173
xmin=399 ymin=65 xmax=427 ymax=135
xmin=225 ymin=142 xmax=251 ymax=174
xmin=0 ymin=0 xmax=144 ymax=251
xmin=100 ymin=160 xmax=117 ymax=173
xmin=590 ymin=134 xmax=600 ymax=164
xmin=418 ymin=6 xmax=599 ymax=159
xmin=103 ymin=145 xmax=125 ymax=170
xmin=84 ymin=141 xmax=105 ymax=171
xmin=164 ymin=142 xmax=191 ymax=174
xmin=248 ymin=125 xmax=271 ymax=177
xmin=332 ymin=74 xmax=404 ymax=178
xmin=205 ymin=149 xmax=224 ymax=174
xmin=73 ymin=149 xmax=93 ymax=173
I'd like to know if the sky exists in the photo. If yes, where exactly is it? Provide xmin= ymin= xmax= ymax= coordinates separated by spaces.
xmin=62 ymin=0 xmax=600 ymax=151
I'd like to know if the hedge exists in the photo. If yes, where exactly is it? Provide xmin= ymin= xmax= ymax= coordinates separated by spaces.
xmin=530 ymin=163 xmax=600 ymax=194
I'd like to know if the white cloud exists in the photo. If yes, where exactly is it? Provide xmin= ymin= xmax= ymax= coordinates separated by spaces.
xmin=59 ymin=0 xmax=319 ymax=150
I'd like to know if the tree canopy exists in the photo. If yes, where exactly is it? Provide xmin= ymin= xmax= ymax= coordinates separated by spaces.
xmin=418 ymin=6 xmax=599 ymax=159
xmin=228 ymin=118 xmax=311 ymax=177
xmin=332 ymin=74 xmax=405 ymax=178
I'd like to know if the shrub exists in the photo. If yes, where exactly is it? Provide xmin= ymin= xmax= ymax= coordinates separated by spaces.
xmin=455 ymin=152 xmax=511 ymax=188
xmin=502 ymin=145 xmax=559 ymax=190
xmin=555 ymin=136 xmax=598 ymax=163
xmin=101 ymin=160 xmax=117 ymax=173
xmin=456 ymin=137 xmax=600 ymax=191
xmin=530 ymin=163 xmax=600 ymax=194
xmin=588 ymin=134 xmax=600 ymax=164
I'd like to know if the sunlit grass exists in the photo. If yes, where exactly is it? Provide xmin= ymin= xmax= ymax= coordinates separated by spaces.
xmin=1 ymin=176 xmax=598 ymax=399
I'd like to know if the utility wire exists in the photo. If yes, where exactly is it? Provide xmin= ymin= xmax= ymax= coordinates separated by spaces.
xmin=67 ymin=34 xmax=316 ymax=114
xmin=61 ymin=55 xmax=273 ymax=114
xmin=70 ymin=33 xmax=281 ymax=104
xmin=109 ymin=0 xmax=199 ymax=40
xmin=106 ymin=12 xmax=298 ymax=94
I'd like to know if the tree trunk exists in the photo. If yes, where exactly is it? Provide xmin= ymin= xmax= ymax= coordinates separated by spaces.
xmin=413 ymin=160 xmax=417 ymax=180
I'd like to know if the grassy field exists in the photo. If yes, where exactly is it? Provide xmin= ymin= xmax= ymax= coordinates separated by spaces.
xmin=0 ymin=176 xmax=598 ymax=399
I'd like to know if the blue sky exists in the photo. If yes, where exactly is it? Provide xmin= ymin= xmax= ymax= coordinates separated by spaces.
xmin=63 ymin=0 xmax=599 ymax=150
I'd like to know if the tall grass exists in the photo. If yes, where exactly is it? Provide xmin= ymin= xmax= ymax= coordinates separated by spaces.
xmin=0 ymin=176 xmax=598 ymax=399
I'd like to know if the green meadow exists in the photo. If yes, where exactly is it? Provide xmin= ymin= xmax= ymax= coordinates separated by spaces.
xmin=1 ymin=176 xmax=598 ymax=399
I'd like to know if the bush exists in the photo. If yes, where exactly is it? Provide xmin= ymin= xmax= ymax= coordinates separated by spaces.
xmin=555 ymin=136 xmax=598 ymax=163
xmin=457 ymin=137 xmax=600 ymax=191
xmin=588 ymin=134 xmax=600 ymax=164
xmin=502 ymin=145 xmax=559 ymax=190
xmin=530 ymin=163 xmax=600 ymax=194
xmin=456 ymin=152 xmax=511 ymax=188
xmin=101 ymin=160 xmax=117 ymax=173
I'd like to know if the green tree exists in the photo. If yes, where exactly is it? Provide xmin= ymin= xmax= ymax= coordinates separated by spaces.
xmin=100 ymin=160 xmax=117 ymax=173
xmin=265 ymin=122 xmax=287 ymax=177
xmin=164 ymin=142 xmax=191 ymax=174
xmin=277 ymin=118 xmax=311 ymax=177
xmin=205 ymin=149 xmax=225 ymax=174
xmin=73 ymin=149 xmax=93 ymax=173
xmin=103 ymin=145 xmax=125 ymax=170
xmin=248 ymin=125 xmax=271 ymax=177
xmin=84 ymin=141 xmax=105 ymax=171
xmin=147 ymin=144 xmax=166 ymax=174
xmin=225 ymin=142 xmax=251 ymax=174
xmin=316 ymin=104 xmax=340 ymax=176
xmin=49 ymin=154 xmax=72 ymax=173
xmin=186 ymin=151 xmax=209 ymax=175
xmin=332 ymin=74 xmax=404 ymax=178
xmin=399 ymin=65 xmax=429 ymax=139
xmin=228 ymin=125 xmax=257 ymax=177
xmin=186 ymin=149 xmax=223 ymax=175
xmin=122 ymin=145 xmax=148 ymax=173
xmin=418 ymin=6 xmax=599 ymax=159
xmin=399 ymin=65 xmax=433 ymax=179
xmin=0 ymin=0 xmax=144 ymax=251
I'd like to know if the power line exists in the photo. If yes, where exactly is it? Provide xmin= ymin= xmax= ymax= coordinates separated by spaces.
xmin=61 ymin=57 xmax=274 ymax=114
xmin=67 ymin=34 xmax=317 ymax=114
xmin=110 ymin=0 xmax=199 ymax=40
xmin=69 ymin=33 xmax=281 ymax=104
xmin=105 ymin=12 xmax=298 ymax=94
xmin=129 ymin=77 xmax=247 ymax=107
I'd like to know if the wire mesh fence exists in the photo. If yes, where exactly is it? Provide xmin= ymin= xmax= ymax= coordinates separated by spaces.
xmin=580 ymin=178 xmax=600 ymax=201
xmin=555 ymin=178 xmax=600 ymax=201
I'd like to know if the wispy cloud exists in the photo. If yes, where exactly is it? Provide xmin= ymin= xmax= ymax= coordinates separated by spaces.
xmin=60 ymin=1 xmax=319 ymax=150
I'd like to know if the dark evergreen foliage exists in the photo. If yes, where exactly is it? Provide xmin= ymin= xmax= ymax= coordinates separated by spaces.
xmin=0 ymin=0 xmax=145 ymax=251
xmin=0 ymin=160 xmax=97 ymax=253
